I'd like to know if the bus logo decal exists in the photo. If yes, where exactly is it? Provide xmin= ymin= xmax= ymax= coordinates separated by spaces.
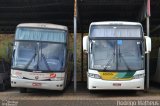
xmin=50 ymin=73 xmax=56 ymax=78
xmin=35 ymin=76 xmax=39 ymax=80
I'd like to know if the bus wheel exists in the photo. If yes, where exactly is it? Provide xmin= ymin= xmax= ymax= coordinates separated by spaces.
xmin=20 ymin=88 xmax=27 ymax=93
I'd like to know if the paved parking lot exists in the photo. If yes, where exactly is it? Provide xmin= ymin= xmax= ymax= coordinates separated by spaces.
xmin=0 ymin=83 xmax=160 ymax=106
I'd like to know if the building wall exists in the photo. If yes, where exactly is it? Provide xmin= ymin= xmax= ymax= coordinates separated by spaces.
xmin=0 ymin=34 xmax=14 ymax=62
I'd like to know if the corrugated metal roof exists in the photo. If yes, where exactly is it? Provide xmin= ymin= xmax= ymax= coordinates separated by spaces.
xmin=0 ymin=0 xmax=159 ymax=34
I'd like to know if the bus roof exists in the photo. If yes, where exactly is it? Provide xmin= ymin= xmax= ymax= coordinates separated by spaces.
xmin=17 ymin=23 xmax=68 ymax=31
xmin=90 ymin=21 xmax=142 ymax=26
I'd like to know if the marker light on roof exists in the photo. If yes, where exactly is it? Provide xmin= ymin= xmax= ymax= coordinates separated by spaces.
xmin=113 ymin=27 xmax=117 ymax=29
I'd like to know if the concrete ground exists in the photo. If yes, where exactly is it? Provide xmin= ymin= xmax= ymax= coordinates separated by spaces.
xmin=0 ymin=82 xmax=160 ymax=106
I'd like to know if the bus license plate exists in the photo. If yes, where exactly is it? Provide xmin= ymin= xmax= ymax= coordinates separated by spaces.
xmin=32 ymin=83 xmax=41 ymax=87
xmin=113 ymin=83 xmax=121 ymax=86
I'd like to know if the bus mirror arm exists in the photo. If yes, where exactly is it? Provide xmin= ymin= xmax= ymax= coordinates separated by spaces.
xmin=145 ymin=51 xmax=149 ymax=54
xmin=83 ymin=36 xmax=89 ymax=54
xmin=144 ymin=36 xmax=151 ymax=54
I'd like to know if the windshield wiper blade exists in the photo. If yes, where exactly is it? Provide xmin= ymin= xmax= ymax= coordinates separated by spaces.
xmin=119 ymin=54 xmax=131 ymax=70
xmin=119 ymin=48 xmax=131 ymax=70
xmin=40 ymin=43 xmax=51 ymax=71
xmin=24 ymin=53 xmax=37 ymax=70
xmin=104 ymin=40 xmax=117 ymax=70
xmin=104 ymin=53 xmax=115 ymax=70
xmin=41 ymin=53 xmax=51 ymax=71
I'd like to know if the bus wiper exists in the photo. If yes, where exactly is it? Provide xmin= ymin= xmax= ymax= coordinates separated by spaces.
xmin=119 ymin=48 xmax=131 ymax=70
xmin=41 ymin=53 xmax=51 ymax=71
xmin=104 ymin=53 xmax=115 ymax=70
xmin=24 ymin=52 xmax=37 ymax=70
xmin=40 ymin=43 xmax=51 ymax=71
xmin=104 ymin=41 xmax=116 ymax=70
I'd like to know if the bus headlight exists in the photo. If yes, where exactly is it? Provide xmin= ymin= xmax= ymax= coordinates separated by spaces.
xmin=11 ymin=74 xmax=17 ymax=78
xmin=11 ymin=74 xmax=23 ymax=79
xmin=133 ymin=74 xmax=145 ymax=79
xmin=88 ymin=73 xmax=101 ymax=79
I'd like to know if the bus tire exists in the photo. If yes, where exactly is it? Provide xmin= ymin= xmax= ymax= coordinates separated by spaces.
xmin=20 ymin=88 xmax=27 ymax=93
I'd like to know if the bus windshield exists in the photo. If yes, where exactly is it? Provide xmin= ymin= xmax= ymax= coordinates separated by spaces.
xmin=12 ymin=41 xmax=66 ymax=72
xmin=89 ymin=40 xmax=144 ymax=71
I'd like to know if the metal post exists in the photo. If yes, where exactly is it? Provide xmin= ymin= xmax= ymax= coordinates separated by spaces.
xmin=81 ymin=33 xmax=84 ymax=82
xmin=74 ymin=0 xmax=77 ymax=92
xmin=146 ymin=16 xmax=150 ymax=91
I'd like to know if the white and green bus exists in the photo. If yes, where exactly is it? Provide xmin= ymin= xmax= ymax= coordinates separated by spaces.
xmin=83 ymin=21 xmax=151 ymax=90
xmin=11 ymin=23 xmax=72 ymax=93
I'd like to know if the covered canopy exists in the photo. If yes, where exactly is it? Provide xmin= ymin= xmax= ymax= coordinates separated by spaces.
xmin=0 ymin=0 xmax=159 ymax=35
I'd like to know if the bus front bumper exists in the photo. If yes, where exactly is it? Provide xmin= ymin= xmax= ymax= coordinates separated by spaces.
xmin=88 ymin=77 xmax=144 ymax=90
xmin=11 ymin=77 xmax=65 ymax=90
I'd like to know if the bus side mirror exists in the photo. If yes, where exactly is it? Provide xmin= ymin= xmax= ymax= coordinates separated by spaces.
xmin=145 ymin=36 xmax=151 ymax=54
xmin=83 ymin=36 xmax=89 ymax=53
